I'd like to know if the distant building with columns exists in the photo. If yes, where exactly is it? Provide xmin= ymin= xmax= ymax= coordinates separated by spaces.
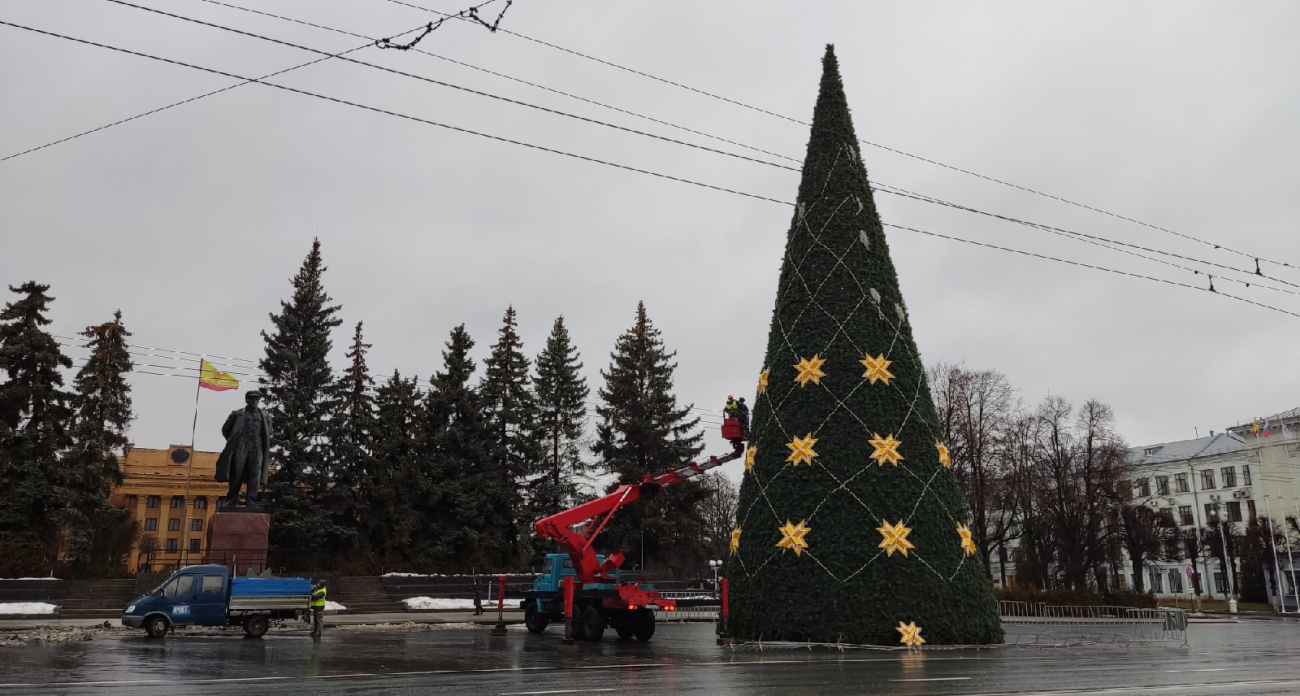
xmin=110 ymin=445 xmax=223 ymax=573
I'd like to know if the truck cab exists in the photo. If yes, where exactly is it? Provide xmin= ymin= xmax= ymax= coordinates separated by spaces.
xmin=533 ymin=553 xmax=635 ymax=594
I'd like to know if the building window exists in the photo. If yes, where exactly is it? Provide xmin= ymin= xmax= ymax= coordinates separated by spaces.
xmin=1201 ymin=469 xmax=1216 ymax=490
xmin=147 ymin=495 xmax=160 ymax=508
xmin=1214 ymin=572 xmax=1226 ymax=594
xmin=1185 ymin=536 xmax=1199 ymax=560
xmin=1137 ymin=479 xmax=1151 ymax=497
xmin=1150 ymin=567 xmax=1164 ymax=593
xmin=1144 ymin=446 xmax=1163 ymax=455
xmin=188 ymin=539 xmax=201 ymax=553
xmin=1248 ymin=500 xmax=1258 ymax=523
xmin=194 ymin=496 xmax=207 ymax=510
xmin=165 ymin=538 xmax=178 ymax=552
xmin=170 ymin=496 xmax=184 ymax=509
xmin=1178 ymin=505 xmax=1194 ymax=526
xmin=144 ymin=518 xmax=158 ymax=531
xmin=1157 ymin=476 xmax=1171 ymax=495
xmin=125 ymin=495 xmax=137 ymax=508
xmin=1174 ymin=473 xmax=1189 ymax=493
xmin=167 ymin=518 xmax=179 ymax=532
xmin=1168 ymin=569 xmax=1184 ymax=594
xmin=1221 ymin=467 xmax=1236 ymax=488
xmin=190 ymin=518 xmax=203 ymax=532
xmin=1228 ymin=501 xmax=1242 ymax=523
xmin=1205 ymin=504 xmax=1216 ymax=525
xmin=1158 ymin=508 xmax=1174 ymax=527
xmin=1243 ymin=465 xmax=1252 ymax=486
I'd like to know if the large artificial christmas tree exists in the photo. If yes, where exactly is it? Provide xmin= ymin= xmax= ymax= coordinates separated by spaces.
xmin=730 ymin=47 xmax=1002 ymax=646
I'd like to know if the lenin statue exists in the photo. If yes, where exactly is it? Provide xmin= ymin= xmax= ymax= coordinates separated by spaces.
xmin=216 ymin=389 xmax=273 ymax=507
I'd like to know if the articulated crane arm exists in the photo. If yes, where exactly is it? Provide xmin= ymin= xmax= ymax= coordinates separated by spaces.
xmin=533 ymin=442 xmax=745 ymax=584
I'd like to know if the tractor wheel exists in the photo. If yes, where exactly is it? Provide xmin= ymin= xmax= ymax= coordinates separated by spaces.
xmin=144 ymin=615 xmax=169 ymax=638
xmin=581 ymin=605 xmax=605 ymax=642
xmin=570 ymin=610 xmax=587 ymax=641
xmin=633 ymin=609 xmax=655 ymax=642
xmin=244 ymin=615 xmax=269 ymax=637
xmin=615 ymin=626 xmax=636 ymax=641
xmin=524 ymin=605 xmax=549 ymax=634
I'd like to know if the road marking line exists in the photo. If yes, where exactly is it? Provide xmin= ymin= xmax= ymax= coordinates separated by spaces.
xmin=891 ymin=677 xmax=971 ymax=682
xmin=946 ymin=679 xmax=1300 ymax=695
xmin=1167 ymin=668 xmax=1226 ymax=672
xmin=500 ymin=690 xmax=616 ymax=695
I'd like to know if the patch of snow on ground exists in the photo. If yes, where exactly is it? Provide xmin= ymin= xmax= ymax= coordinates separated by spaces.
xmin=403 ymin=597 xmax=477 ymax=610
xmin=0 ymin=602 xmax=58 ymax=614
xmin=324 ymin=601 xmax=347 ymax=611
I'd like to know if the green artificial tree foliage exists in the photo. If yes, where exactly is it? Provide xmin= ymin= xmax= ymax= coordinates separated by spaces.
xmin=0 ymin=282 xmax=74 ymax=575
xmin=261 ymin=239 xmax=344 ymax=553
xmin=480 ymin=306 xmax=537 ymax=554
xmin=62 ymin=310 xmax=134 ymax=569
xmin=367 ymin=370 xmax=423 ymax=563
xmin=422 ymin=325 xmax=515 ymax=570
xmin=325 ymin=321 xmax=376 ymax=556
xmin=594 ymin=302 xmax=707 ymax=574
xmin=730 ymin=46 xmax=1002 ymax=645
xmin=530 ymin=315 xmax=591 ymax=519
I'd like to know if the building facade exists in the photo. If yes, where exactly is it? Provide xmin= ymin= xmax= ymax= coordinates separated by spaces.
xmin=110 ymin=445 xmax=224 ymax=573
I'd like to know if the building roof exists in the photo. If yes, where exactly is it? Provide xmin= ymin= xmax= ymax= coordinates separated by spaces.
xmin=1128 ymin=432 xmax=1244 ymax=466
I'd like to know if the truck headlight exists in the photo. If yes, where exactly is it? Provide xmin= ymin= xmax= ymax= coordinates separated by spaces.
xmin=126 ymin=604 xmax=136 ymax=613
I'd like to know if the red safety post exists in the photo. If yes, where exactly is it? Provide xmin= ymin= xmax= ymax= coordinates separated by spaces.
xmin=562 ymin=575 xmax=575 ymax=645
xmin=491 ymin=574 xmax=508 ymax=636
xmin=717 ymin=577 xmax=732 ymax=645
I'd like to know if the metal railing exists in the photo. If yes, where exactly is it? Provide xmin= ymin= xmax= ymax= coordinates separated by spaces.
xmin=655 ymin=590 xmax=720 ymax=622
xmin=998 ymin=600 xmax=1189 ymax=647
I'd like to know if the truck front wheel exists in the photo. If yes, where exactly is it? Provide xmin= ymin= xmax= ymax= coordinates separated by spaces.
xmin=633 ymin=609 xmax=655 ymax=642
xmin=244 ymin=615 xmax=269 ymax=637
xmin=144 ymin=615 xmax=169 ymax=638
xmin=581 ymin=606 xmax=605 ymax=642
xmin=524 ymin=605 xmax=549 ymax=634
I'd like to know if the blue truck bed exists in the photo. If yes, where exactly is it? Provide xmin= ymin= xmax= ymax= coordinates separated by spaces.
xmin=230 ymin=577 xmax=311 ymax=597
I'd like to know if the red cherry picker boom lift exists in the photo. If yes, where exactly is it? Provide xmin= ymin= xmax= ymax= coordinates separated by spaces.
xmin=521 ymin=418 xmax=746 ymax=641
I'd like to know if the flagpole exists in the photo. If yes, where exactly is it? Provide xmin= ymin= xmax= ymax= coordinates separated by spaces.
xmin=180 ymin=357 xmax=201 ymax=570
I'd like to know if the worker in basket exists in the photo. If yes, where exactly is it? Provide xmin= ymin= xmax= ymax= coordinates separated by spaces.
xmin=736 ymin=397 xmax=750 ymax=440
xmin=724 ymin=395 xmax=739 ymax=419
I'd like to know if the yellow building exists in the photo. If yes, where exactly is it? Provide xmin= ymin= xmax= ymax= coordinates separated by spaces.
xmin=111 ymin=445 xmax=225 ymax=573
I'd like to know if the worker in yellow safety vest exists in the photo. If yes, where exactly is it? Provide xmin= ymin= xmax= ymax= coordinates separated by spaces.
xmin=310 ymin=579 xmax=328 ymax=637
xmin=724 ymin=395 xmax=739 ymax=419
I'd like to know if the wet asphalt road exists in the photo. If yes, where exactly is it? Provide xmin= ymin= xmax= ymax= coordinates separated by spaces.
xmin=2 ymin=620 xmax=1299 ymax=695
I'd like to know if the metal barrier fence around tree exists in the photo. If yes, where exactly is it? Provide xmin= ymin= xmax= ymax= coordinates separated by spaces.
xmin=997 ymin=600 xmax=1189 ymax=648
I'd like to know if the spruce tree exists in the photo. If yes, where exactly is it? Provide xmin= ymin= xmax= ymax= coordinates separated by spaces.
xmin=367 ymin=370 xmax=423 ymax=562
xmin=531 ymin=315 xmax=591 ymax=518
xmin=594 ymin=302 xmax=706 ymax=573
xmin=62 ymin=310 xmax=134 ymax=568
xmin=731 ymin=47 xmax=1001 ymax=645
xmin=260 ymin=239 xmax=343 ymax=553
xmin=0 ymin=282 xmax=74 ymax=574
xmin=479 ymin=306 xmax=536 ymax=555
xmin=324 ymin=321 xmax=375 ymax=556
xmin=422 ymin=325 xmax=514 ymax=569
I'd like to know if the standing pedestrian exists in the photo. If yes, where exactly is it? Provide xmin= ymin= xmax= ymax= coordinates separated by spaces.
xmin=310 ymin=578 xmax=328 ymax=637
xmin=473 ymin=574 xmax=485 ymax=616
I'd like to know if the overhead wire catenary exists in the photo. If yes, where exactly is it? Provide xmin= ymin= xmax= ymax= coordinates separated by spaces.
xmin=384 ymin=0 xmax=1299 ymax=272
xmin=3 ymin=19 xmax=1297 ymax=321
xmin=68 ymin=0 xmax=1300 ymax=300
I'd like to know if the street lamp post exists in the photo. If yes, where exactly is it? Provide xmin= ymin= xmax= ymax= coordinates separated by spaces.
xmin=1213 ymin=504 xmax=1238 ymax=615
xmin=708 ymin=559 xmax=722 ymax=596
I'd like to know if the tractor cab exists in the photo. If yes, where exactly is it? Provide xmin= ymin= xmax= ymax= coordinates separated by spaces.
xmin=534 ymin=553 xmax=623 ymax=593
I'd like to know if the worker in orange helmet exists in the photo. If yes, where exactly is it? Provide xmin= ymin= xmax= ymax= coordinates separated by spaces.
xmin=724 ymin=395 xmax=739 ymax=419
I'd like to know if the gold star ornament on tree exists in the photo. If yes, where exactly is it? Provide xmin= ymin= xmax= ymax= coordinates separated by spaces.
xmin=869 ymin=433 xmax=904 ymax=467
xmin=745 ymin=446 xmax=758 ymax=472
xmin=776 ymin=519 xmax=811 ymax=556
xmin=877 ymin=519 xmax=915 ymax=557
xmin=757 ymin=367 xmax=770 ymax=395
xmin=730 ymin=526 xmax=742 ymax=556
xmin=957 ymin=523 xmax=977 ymax=556
xmin=793 ymin=354 xmax=827 ymax=387
xmin=935 ymin=440 xmax=951 ymax=468
xmin=896 ymin=621 xmax=925 ymax=647
xmin=859 ymin=352 xmax=894 ymax=385
xmin=786 ymin=433 xmax=818 ymax=466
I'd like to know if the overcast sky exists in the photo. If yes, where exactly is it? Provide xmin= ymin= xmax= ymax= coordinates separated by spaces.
xmin=2 ymin=1 xmax=1297 ymax=482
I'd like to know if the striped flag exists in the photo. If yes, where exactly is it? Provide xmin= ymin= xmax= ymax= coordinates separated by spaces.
xmin=199 ymin=359 xmax=239 ymax=391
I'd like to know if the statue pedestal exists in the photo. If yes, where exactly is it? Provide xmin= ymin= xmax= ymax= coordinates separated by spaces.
xmin=206 ymin=512 xmax=270 ymax=575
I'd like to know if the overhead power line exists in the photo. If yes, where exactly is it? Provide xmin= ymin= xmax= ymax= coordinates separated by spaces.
xmin=4 ymin=20 xmax=1297 ymax=321
xmin=86 ymin=2 xmax=1298 ymax=298
xmin=380 ymin=0 xmax=1299 ymax=272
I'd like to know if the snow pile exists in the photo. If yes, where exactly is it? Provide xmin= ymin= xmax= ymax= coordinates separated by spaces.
xmin=324 ymin=601 xmax=347 ymax=612
xmin=0 ymin=602 xmax=58 ymax=615
xmin=403 ymin=597 xmax=477 ymax=610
